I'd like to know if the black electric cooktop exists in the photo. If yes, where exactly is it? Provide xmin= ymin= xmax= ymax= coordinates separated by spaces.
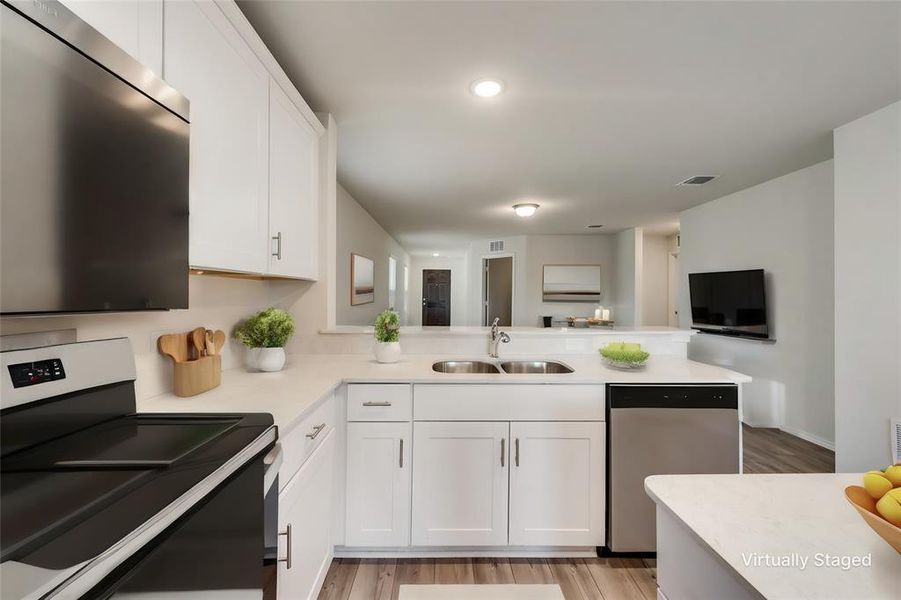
xmin=0 ymin=412 xmax=274 ymax=569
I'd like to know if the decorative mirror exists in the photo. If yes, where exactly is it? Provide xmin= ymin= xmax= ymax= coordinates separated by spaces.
xmin=351 ymin=253 xmax=375 ymax=305
xmin=542 ymin=264 xmax=601 ymax=302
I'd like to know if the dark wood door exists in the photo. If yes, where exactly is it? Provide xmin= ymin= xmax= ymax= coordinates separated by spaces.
xmin=422 ymin=269 xmax=451 ymax=326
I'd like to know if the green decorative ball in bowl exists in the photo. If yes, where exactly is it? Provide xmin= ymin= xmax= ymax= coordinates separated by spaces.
xmin=600 ymin=342 xmax=650 ymax=369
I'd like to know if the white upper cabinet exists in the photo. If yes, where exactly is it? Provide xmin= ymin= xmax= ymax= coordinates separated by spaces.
xmin=508 ymin=422 xmax=606 ymax=546
xmin=268 ymin=80 xmax=320 ymax=280
xmin=61 ymin=0 xmax=163 ymax=75
xmin=412 ymin=421 xmax=509 ymax=546
xmin=163 ymin=0 xmax=270 ymax=274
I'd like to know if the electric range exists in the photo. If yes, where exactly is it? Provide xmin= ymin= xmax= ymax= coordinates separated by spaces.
xmin=0 ymin=338 xmax=278 ymax=599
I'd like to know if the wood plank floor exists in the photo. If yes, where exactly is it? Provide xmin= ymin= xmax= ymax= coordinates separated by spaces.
xmin=741 ymin=424 xmax=834 ymax=473
xmin=316 ymin=425 xmax=835 ymax=600
xmin=318 ymin=558 xmax=658 ymax=600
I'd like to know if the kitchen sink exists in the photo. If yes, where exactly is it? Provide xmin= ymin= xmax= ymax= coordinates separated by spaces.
xmin=432 ymin=360 xmax=502 ymax=374
xmin=498 ymin=360 xmax=574 ymax=374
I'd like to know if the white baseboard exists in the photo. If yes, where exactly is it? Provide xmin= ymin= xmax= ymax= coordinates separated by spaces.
xmin=779 ymin=425 xmax=835 ymax=451
xmin=334 ymin=546 xmax=598 ymax=559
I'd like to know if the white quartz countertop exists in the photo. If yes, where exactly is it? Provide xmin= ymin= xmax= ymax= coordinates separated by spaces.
xmin=138 ymin=354 xmax=750 ymax=435
xmin=645 ymin=473 xmax=900 ymax=600
xmin=321 ymin=325 xmax=693 ymax=337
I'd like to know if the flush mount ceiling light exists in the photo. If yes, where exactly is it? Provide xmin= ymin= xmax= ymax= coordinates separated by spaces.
xmin=513 ymin=203 xmax=539 ymax=217
xmin=432 ymin=252 xmax=440 ymax=257
xmin=470 ymin=78 xmax=504 ymax=98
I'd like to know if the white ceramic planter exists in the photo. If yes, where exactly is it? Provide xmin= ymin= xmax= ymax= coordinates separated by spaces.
xmin=374 ymin=341 xmax=401 ymax=364
xmin=248 ymin=347 xmax=286 ymax=372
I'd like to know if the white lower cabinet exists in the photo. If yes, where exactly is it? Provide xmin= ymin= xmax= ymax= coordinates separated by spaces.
xmin=508 ymin=422 xmax=606 ymax=546
xmin=411 ymin=421 xmax=509 ymax=546
xmin=278 ymin=429 xmax=335 ymax=600
xmin=345 ymin=422 xmax=411 ymax=547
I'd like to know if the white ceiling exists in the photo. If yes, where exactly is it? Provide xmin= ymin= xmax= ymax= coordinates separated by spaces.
xmin=238 ymin=0 xmax=900 ymax=254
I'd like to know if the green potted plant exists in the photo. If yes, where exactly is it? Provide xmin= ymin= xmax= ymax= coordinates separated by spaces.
xmin=373 ymin=308 xmax=401 ymax=363
xmin=233 ymin=308 xmax=295 ymax=372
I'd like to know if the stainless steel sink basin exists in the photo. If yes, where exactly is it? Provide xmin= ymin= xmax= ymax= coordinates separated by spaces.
xmin=432 ymin=360 xmax=502 ymax=374
xmin=498 ymin=360 xmax=574 ymax=374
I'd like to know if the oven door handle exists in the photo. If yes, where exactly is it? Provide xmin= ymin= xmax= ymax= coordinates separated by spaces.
xmin=263 ymin=443 xmax=282 ymax=496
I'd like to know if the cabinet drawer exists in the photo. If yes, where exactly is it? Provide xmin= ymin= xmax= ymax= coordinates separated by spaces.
xmin=347 ymin=384 xmax=412 ymax=421
xmin=414 ymin=384 xmax=605 ymax=421
xmin=280 ymin=395 xmax=335 ymax=489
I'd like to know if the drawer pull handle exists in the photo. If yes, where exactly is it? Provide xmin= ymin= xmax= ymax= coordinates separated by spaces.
xmin=515 ymin=438 xmax=520 ymax=467
xmin=278 ymin=524 xmax=292 ymax=569
xmin=501 ymin=438 xmax=506 ymax=467
xmin=306 ymin=423 xmax=326 ymax=440
xmin=399 ymin=438 xmax=404 ymax=468
xmin=362 ymin=401 xmax=392 ymax=407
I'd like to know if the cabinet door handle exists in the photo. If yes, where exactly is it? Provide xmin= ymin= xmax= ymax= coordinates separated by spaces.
xmin=272 ymin=232 xmax=282 ymax=260
xmin=399 ymin=438 xmax=404 ymax=468
xmin=362 ymin=401 xmax=392 ymax=407
xmin=500 ymin=438 xmax=506 ymax=467
xmin=515 ymin=438 xmax=520 ymax=467
xmin=278 ymin=524 xmax=292 ymax=569
xmin=306 ymin=423 xmax=326 ymax=439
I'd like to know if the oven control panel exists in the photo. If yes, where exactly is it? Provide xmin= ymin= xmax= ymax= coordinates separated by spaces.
xmin=8 ymin=358 xmax=66 ymax=388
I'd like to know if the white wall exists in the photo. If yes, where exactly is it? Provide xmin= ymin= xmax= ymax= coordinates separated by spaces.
xmin=409 ymin=255 xmax=469 ymax=326
xmin=465 ymin=234 xmax=619 ymax=327
xmin=679 ymin=160 xmax=835 ymax=448
xmin=834 ymin=101 xmax=901 ymax=472
xmin=613 ymin=228 xmax=640 ymax=327
xmin=466 ymin=236 xmax=528 ymax=326
xmin=0 ymin=275 xmax=302 ymax=401
xmin=523 ymin=235 xmax=616 ymax=326
xmin=641 ymin=233 xmax=670 ymax=327
xmin=335 ymin=184 xmax=410 ymax=326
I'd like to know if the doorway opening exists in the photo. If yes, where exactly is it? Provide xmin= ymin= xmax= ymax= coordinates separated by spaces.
xmin=667 ymin=251 xmax=680 ymax=327
xmin=482 ymin=256 xmax=513 ymax=326
xmin=421 ymin=269 xmax=451 ymax=326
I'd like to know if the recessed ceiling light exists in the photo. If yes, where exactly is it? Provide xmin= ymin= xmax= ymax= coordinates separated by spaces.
xmin=513 ymin=203 xmax=539 ymax=217
xmin=471 ymin=79 xmax=504 ymax=98
xmin=432 ymin=252 xmax=440 ymax=257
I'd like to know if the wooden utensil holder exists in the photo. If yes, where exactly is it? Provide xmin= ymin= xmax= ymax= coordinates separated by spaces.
xmin=173 ymin=354 xmax=221 ymax=397
xmin=158 ymin=328 xmax=225 ymax=397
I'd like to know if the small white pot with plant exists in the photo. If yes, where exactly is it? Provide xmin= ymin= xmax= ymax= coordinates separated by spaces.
xmin=373 ymin=308 xmax=401 ymax=363
xmin=233 ymin=308 xmax=295 ymax=372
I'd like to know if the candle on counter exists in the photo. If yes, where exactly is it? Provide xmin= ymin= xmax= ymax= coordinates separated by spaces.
xmin=594 ymin=307 xmax=602 ymax=319
xmin=602 ymin=309 xmax=610 ymax=321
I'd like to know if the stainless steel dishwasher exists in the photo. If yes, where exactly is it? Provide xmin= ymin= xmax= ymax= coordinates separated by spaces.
xmin=607 ymin=384 xmax=740 ymax=553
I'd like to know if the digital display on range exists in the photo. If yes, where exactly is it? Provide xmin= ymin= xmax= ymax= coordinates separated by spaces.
xmin=8 ymin=359 xmax=66 ymax=388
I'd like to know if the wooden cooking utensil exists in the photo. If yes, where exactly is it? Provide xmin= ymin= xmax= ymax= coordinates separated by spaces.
xmin=204 ymin=329 xmax=215 ymax=356
xmin=211 ymin=330 xmax=226 ymax=355
xmin=191 ymin=327 xmax=207 ymax=358
xmin=158 ymin=333 xmax=189 ymax=363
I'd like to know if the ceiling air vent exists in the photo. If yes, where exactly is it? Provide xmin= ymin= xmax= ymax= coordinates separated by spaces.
xmin=488 ymin=240 xmax=505 ymax=253
xmin=677 ymin=175 xmax=717 ymax=186
xmin=586 ymin=224 xmax=603 ymax=229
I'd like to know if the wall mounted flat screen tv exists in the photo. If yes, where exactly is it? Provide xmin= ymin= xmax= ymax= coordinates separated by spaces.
xmin=689 ymin=269 xmax=769 ymax=339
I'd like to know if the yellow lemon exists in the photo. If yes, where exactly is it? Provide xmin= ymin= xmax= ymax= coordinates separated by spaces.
xmin=875 ymin=488 xmax=901 ymax=527
xmin=863 ymin=471 xmax=893 ymax=499
xmin=883 ymin=465 xmax=901 ymax=487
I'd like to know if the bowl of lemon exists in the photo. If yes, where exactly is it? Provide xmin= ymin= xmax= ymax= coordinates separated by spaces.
xmin=845 ymin=465 xmax=901 ymax=553
xmin=599 ymin=342 xmax=650 ymax=369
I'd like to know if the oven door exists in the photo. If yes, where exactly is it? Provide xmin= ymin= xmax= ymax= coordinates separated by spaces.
xmin=83 ymin=446 xmax=275 ymax=599
xmin=263 ymin=444 xmax=282 ymax=562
